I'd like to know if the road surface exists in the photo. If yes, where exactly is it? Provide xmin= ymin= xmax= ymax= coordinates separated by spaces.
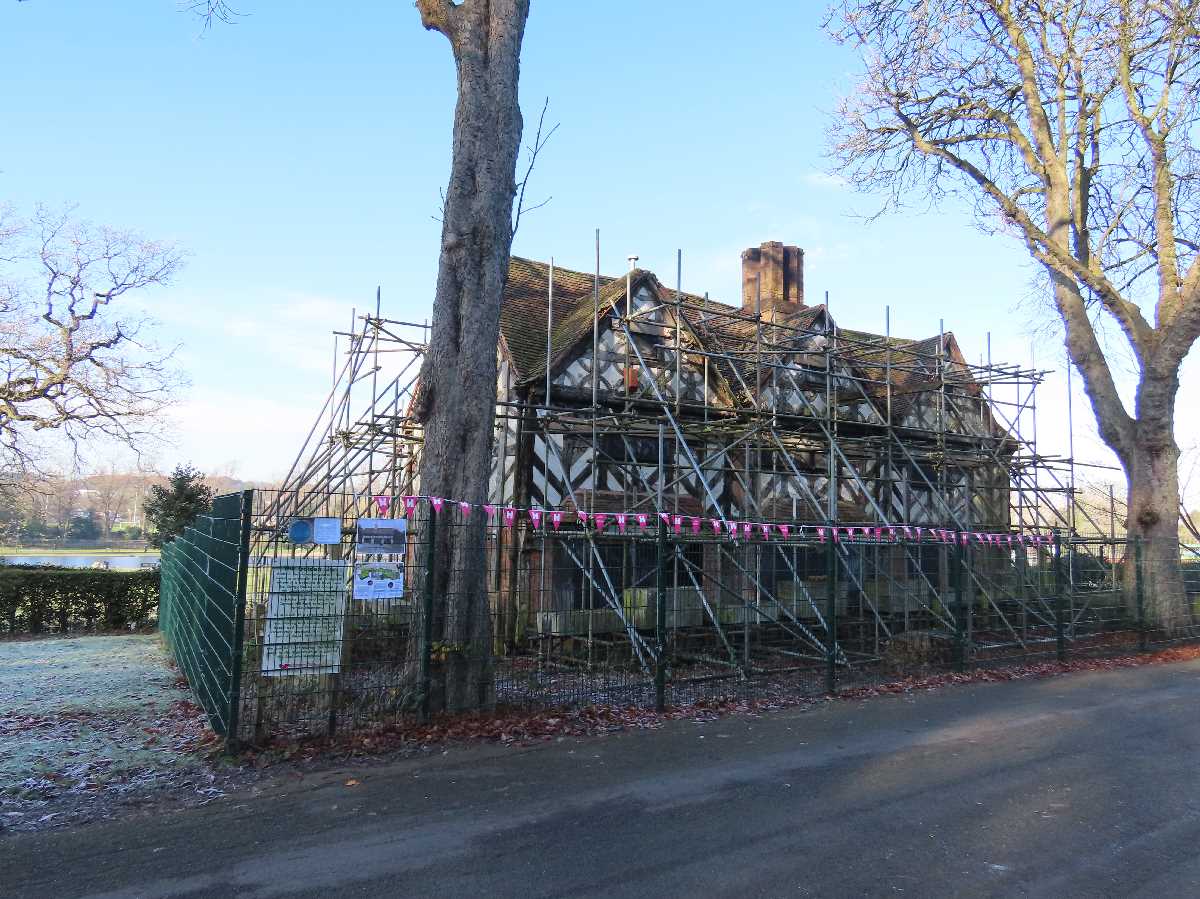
xmin=8 ymin=659 xmax=1200 ymax=898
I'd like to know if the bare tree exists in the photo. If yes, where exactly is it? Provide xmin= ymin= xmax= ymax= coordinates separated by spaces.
xmin=411 ymin=0 xmax=530 ymax=711
xmin=40 ymin=471 xmax=80 ymax=543
xmin=826 ymin=0 xmax=1200 ymax=627
xmin=186 ymin=1 xmax=242 ymax=30
xmin=85 ymin=463 xmax=135 ymax=539
xmin=0 ymin=206 xmax=184 ymax=482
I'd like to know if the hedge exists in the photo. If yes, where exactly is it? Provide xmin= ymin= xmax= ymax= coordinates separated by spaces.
xmin=0 ymin=565 xmax=160 ymax=636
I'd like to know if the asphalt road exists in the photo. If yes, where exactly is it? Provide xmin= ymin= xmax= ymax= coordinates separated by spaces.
xmin=8 ymin=660 xmax=1200 ymax=899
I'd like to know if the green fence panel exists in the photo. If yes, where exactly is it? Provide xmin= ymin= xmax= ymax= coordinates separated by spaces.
xmin=158 ymin=491 xmax=252 ymax=743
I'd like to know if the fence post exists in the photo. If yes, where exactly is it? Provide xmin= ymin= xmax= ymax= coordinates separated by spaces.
xmin=952 ymin=540 xmax=966 ymax=672
xmin=655 ymin=516 xmax=667 ymax=712
xmin=1053 ymin=531 xmax=1066 ymax=663
xmin=826 ymin=541 xmax=838 ymax=695
xmin=225 ymin=489 xmax=253 ymax=752
xmin=1135 ymin=537 xmax=1147 ymax=652
xmin=419 ymin=505 xmax=437 ymax=723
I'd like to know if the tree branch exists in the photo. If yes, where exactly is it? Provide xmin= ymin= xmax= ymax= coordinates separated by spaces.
xmin=415 ymin=0 xmax=459 ymax=45
xmin=511 ymin=96 xmax=559 ymax=238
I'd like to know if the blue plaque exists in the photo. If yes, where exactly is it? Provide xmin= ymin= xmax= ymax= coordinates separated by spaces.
xmin=287 ymin=518 xmax=314 ymax=544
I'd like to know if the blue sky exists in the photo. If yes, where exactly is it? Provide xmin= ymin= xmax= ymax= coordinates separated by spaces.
xmin=3 ymin=1 xmax=1194 ymax=497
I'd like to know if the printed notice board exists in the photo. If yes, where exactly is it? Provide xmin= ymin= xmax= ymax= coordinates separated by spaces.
xmin=353 ymin=562 xmax=405 ymax=601
xmin=260 ymin=560 xmax=349 ymax=677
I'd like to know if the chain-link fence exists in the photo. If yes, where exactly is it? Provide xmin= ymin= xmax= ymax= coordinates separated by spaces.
xmin=158 ymin=490 xmax=1200 ymax=748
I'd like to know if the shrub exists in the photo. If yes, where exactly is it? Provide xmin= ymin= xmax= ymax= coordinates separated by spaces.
xmin=67 ymin=516 xmax=101 ymax=541
xmin=0 ymin=566 xmax=160 ymax=635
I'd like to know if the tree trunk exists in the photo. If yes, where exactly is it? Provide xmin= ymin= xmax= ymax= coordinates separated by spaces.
xmin=1124 ymin=429 xmax=1190 ymax=631
xmin=411 ymin=0 xmax=530 ymax=713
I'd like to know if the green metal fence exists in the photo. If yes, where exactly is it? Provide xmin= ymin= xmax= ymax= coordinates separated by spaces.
xmin=158 ymin=490 xmax=252 ymax=743
xmin=159 ymin=488 xmax=1200 ymax=749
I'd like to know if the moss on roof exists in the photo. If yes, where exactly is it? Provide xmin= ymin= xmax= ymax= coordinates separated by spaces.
xmin=497 ymin=257 xmax=983 ymax=415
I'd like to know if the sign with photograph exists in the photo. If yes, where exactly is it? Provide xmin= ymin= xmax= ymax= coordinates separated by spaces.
xmin=355 ymin=517 xmax=407 ymax=555
xmin=260 ymin=560 xmax=348 ymax=677
xmin=353 ymin=562 xmax=405 ymax=601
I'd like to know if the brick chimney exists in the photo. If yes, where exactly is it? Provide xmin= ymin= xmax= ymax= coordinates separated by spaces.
xmin=741 ymin=241 xmax=804 ymax=319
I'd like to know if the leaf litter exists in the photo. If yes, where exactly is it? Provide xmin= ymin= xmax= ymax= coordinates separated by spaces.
xmin=237 ymin=644 xmax=1200 ymax=769
xmin=5 ymin=633 xmax=1200 ymax=832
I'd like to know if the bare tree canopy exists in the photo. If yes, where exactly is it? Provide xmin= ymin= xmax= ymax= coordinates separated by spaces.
xmin=826 ymin=0 xmax=1200 ymax=626
xmin=0 ymin=206 xmax=184 ymax=479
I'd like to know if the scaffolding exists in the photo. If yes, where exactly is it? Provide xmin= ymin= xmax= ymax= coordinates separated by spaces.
xmin=260 ymin=250 xmax=1131 ymax=694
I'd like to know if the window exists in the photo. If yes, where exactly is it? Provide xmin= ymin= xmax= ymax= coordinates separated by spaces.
xmin=600 ymin=435 xmax=669 ymax=467
xmin=905 ymin=544 xmax=943 ymax=579
xmin=551 ymin=537 xmax=705 ymax=611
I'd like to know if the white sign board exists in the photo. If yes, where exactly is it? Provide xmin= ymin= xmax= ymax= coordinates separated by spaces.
xmin=353 ymin=562 xmax=405 ymax=601
xmin=261 ymin=560 xmax=348 ymax=677
xmin=312 ymin=517 xmax=342 ymax=545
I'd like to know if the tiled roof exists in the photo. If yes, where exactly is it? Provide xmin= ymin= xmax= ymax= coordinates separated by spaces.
xmin=500 ymin=256 xmax=616 ymax=384
xmin=497 ymin=257 xmax=982 ymax=417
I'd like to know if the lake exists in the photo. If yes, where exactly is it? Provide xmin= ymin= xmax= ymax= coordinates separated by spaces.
xmin=2 ymin=554 xmax=160 ymax=570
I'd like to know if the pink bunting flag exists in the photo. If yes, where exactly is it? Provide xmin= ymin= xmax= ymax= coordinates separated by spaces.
xmin=458 ymin=501 xmax=471 ymax=519
xmin=616 ymin=513 xmax=627 ymax=533
xmin=727 ymin=520 xmax=738 ymax=536
xmin=594 ymin=513 xmax=607 ymax=531
xmin=832 ymin=527 xmax=841 ymax=543
xmin=690 ymin=517 xmax=701 ymax=535
xmin=902 ymin=526 xmax=913 ymax=540
xmin=710 ymin=518 xmax=722 ymax=534
xmin=887 ymin=527 xmax=896 ymax=542
xmin=741 ymin=522 xmax=753 ymax=538
xmin=672 ymin=515 xmax=683 ymax=534
xmin=577 ymin=511 xmax=590 ymax=527
xmin=817 ymin=526 xmax=827 ymax=543
xmin=430 ymin=496 xmax=444 ymax=514
xmin=484 ymin=504 xmax=496 ymax=522
xmin=402 ymin=495 xmax=419 ymax=516
xmin=874 ymin=527 xmax=884 ymax=541
xmin=528 ymin=508 xmax=543 ymax=529
xmin=974 ymin=532 xmax=985 ymax=544
xmin=374 ymin=495 xmax=391 ymax=516
xmin=637 ymin=513 xmax=649 ymax=529
xmin=760 ymin=523 xmax=770 ymax=539
xmin=551 ymin=510 xmax=563 ymax=530
xmin=778 ymin=524 xmax=790 ymax=538
xmin=502 ymin=507 xmax=516 ymax=527
xmin=960 ymin=532 xmax=970 ymax=546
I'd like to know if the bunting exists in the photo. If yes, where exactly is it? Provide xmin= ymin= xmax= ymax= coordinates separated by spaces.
xmin=371 ymin=495 xmax=1054 ymax=549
